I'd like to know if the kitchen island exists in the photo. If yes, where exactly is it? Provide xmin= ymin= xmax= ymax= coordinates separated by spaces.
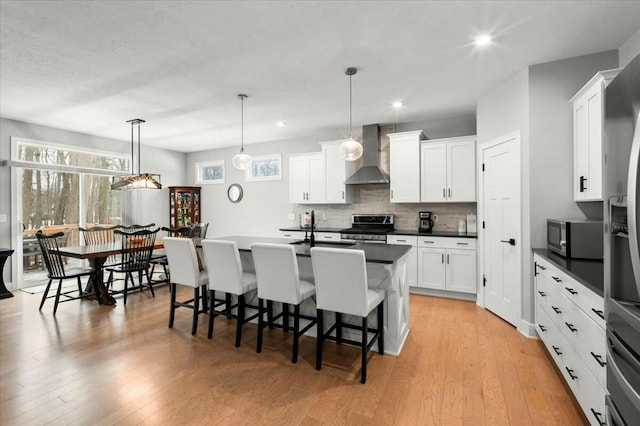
xmin=216 ymin=236 xmax=412 ymax=355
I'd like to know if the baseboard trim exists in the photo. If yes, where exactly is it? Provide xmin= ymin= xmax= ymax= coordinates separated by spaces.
xmin=518 ymin=319 xmax=538 ymax=338
xmin=409 ymin=287 xmax=477 ymax=302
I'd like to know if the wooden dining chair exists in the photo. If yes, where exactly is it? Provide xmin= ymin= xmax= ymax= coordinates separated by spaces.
xmin=122 ymin=223 xmax=156 ymax=232
xmin=190 ymin=222 xmax=209 ymax=239
xmin=148 ymin=226 xmax=192 ymax=283
xmin=35 ymin=231 xmax=95 ymax=315
xmin=105 ymin=228 xmax=159 ymax=305
xmin=79 ymin=225 xmax=123 ymax=267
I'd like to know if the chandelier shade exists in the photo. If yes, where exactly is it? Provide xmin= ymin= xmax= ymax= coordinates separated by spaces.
xmin=232 ymin=94 xmax=252 ymax=170
xmin=111 ymin=119 xmax=162 ymax=190
xmin=339 ymin=67 xmax=363 ymax=161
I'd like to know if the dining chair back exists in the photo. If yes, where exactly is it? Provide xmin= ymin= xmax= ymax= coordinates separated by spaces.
xmin=35 ymin=231 xmax=94 ymax=315
xmin=105 ymin=228 xmax=159 ymax=305
xmin=79 ymin=225 xmax=123 ymax=267
xmin=190 ymin=222 xmax=209 ymax=238
xmin=122 ymin=223 xmax=156 ymax=232
xmin=310 ymin=247 xmax=385 ymax=384
xmin=201 ymin=239 xmax=258 ymax=345
xmin=163 ymin=237 xmax=209 ymax=335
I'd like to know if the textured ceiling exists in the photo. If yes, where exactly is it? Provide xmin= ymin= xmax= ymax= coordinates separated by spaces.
xmin=1 ymin=1 xmax=639 ymax=153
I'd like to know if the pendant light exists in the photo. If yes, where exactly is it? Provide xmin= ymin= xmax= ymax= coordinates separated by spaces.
xmin=232 ymin=94 xmax=252 ymax=170
xmin=111 ymin=119 xmax=162 ymax=190
xmin=339 ymin=67 xmax=363 ymax=161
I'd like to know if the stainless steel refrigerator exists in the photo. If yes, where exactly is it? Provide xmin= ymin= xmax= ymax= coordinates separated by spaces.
xmin=604 ymin=52 xmax=640 ymax=425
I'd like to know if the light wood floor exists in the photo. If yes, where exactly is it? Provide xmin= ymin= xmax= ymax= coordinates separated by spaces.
xmin=0 ymin=286 xmax=586 ymax=425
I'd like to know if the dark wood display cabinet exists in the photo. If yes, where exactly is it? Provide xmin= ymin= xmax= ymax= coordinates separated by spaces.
xmin=169 ymin=186 xmax=201 ymax=227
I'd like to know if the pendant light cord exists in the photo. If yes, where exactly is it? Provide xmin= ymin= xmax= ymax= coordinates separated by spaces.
xmin=137 ymin=121 xmax=141 ymax=174
xmin=241 ymin=95 xmax=244 ymax=150
xmin=349 ymin=72 xmax=353 ymax=139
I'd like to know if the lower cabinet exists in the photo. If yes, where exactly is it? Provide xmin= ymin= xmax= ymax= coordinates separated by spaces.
xmin=534 ymin=253 xmax=606 ymax=426
xmin=417 ymin=236 xmax=477 ymax=294
xmin=387 ymin=235 xmax=418 ymax=288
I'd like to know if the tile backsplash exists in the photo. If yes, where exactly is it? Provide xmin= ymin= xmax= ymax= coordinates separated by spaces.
xmin=292 ymin=184 xmax=477 ymax=231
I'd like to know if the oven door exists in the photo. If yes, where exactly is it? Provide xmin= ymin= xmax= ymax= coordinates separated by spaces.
xmin=547 ymin=219 xmax=567 ymax=256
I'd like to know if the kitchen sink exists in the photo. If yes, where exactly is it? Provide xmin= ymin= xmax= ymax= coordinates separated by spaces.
xmin=289 ymin=240 xmax=355 ymax=248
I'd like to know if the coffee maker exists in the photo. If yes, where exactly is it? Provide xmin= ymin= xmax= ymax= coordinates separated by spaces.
xmin=419 ymin=211 xmax=433 ymax=233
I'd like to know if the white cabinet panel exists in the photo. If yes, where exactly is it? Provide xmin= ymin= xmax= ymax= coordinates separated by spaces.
xmin=389 ymin=131 xmax=423 ymax=203
xmin=416 ymin=236 xmax=476 ymax=294
xmin=446 ymin=248 xmax=477 ymax=293
xmin=420 ymin=136 xmax=476 ymax=202
xmin=321 ymin=140 xmax=353 ymax=204
xmin=289 ymin=153 xmax=324 ymax=204
xmin=387 ymin=235 xmax=418 ymax=288
xmin=417 ymin=247 xmax=446 ymax=290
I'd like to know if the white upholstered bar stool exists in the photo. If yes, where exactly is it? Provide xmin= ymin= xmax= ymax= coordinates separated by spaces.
xmin=163 ymin=237 xmax=209 ymax=335
xmin=251 ymin=243 xmax=317 ymax=363
xmin=310 ymin=247 xmax=385 ymax=384
xmin=201 ymin=239 xmax=259 ymax=347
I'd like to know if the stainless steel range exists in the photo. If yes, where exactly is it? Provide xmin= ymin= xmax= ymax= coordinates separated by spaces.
xmin=340 ymin=214 xmax=394 ymax=243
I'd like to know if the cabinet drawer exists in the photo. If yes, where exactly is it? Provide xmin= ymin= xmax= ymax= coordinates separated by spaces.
xmin=417 ymin=236 xmax=476 ymax=250
xmin=387 ymin=235 xmax=417 ymax=246
xmin=279 ymin=231 xmax=306 ymax=240
xmin=562 ymin=345 xmax=606 ymax=426
xmin=564 ymin=300 xmax=606 ymax=389
xmin=316 ymin=232 xmax=340 ymax=242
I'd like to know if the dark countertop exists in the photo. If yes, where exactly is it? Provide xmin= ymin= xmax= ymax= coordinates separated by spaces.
xmin=219 ymin=236 xmax=411 ymax=264
xmin=389 ymin=229 xmax=478 ymax=238
xmin=533 ymin=248 xmax=603 ymax=297
xmin=279 ymin=226 xmax=346 ymax=233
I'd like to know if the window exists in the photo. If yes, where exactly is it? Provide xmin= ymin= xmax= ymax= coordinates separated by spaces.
xmin=245 ymin=154 xmax=282 ymax=182
xmin=195 ymin=160 xmax=225 ymax=184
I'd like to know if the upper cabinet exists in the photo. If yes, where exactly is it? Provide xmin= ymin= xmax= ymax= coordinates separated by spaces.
xmin=389 ymin=130 xmax=424 ymax=203
xmin=570 ymin=69 xmax=619 ymax=201
xmin=289 ymin=152 xmax=324 ymax=204
xmin=421 ymin=136 xmax=476 ymax=202
xmin=321 ymin=140 xmax=353 ymax=204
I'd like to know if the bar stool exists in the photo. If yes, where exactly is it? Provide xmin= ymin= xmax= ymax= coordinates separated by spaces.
xmin=310 ymin=247 xmax=385 ymax=384
xmin=251 ymin=243 xmax=317 ymax=363
xmin=163 ymin=237 xmax=209 ymax=335
xmin=201 ymin=239 xmax=259 ymax=346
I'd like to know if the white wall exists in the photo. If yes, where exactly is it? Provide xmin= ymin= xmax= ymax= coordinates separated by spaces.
xmin=619 ymin=27 xmax=640 ymax=68
xmin=0 ymin=117 xmax=186 ymax=284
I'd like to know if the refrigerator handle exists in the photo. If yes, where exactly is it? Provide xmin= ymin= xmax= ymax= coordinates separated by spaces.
xmin=628 ymin=114 xmax=640 ymax=296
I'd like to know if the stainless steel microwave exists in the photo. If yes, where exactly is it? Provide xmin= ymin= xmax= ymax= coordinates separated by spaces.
xmin=547 ymin=219 xmax=603 ymax=259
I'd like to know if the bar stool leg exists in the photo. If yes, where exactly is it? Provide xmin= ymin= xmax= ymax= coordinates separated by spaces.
xmin=225 ymin=293 xmax=232 ymax=319
xmin=168 ymin=283 xmax=177 ymax=328
xmin=207 ymin=289 xmax=215 ymax=339
xmin=316 ymin=308 xmax=324 ymax=370
xmin=361 ymin=315 xmax=368 ymax=384
xmin=377 ymin=302 xmax=384 ymax=355
xmin=235 ymin=294 xmax=245 ymax=347
xmin=192 ymin=287 xmax=200 ymax=335
xmin=283 ymin=303 xmax=289 ymax=332
xmin=336 ymin=312 xmax=343 ymax=344
xmin=267 ymin=300 xmax=274 ymax=329
xmin=292 ymin=304 xmax=300 ymax=363
xmin=257 ymin=298 xmax=264 ymax=353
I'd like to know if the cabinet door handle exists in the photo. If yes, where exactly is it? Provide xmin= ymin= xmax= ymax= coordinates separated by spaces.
xmin=590 ymin=409 xmax=605 ymax=426
xmin=448 ymin=188 xmax=451 ymax=198
xmin=397 ymin=239 xmax=406 ymax=242
xmin=565 ymin=322 xmax=577 ymax=332
xmin=342 ymin=191 xmax=344 ymax=200
xmin=590 ymin=351 xmax=606 ymax=367
xmin=552 ymin=345 xmax=562 ymax=355
xmin=456 ymin=242 xmax=469 ymax=245
xmin=565 ymin=287 xmax=578 ymax=295
xmin=579 ymin=175 xmax=587 ymax=192
xmin=538 ymin=324 xmax=547 ymax=332
xmin=537 ymin=290 xmax=546 ymax=297
xmin=552 ymin=276 xmax=562 ymax=283
xmin=565 ymin=367 xmax=577 ymax=380
xmin=441 ymin=253 xmax=444 ymax=264
xmin=446 ymin=254 xmax=450 ymax=264
xmin=538 ymin=265 xmax=546 ymax=271
xmin=592 ymin=308 xmax=604 ymax=320
xmin=442 ymin=188 xmax=446 ymax=198
xmin=552 ymin=306 xmax=561 ymax=314
xmin=423 ymin=241 xmax=435 ymax=244
xmin=391 ymin=189 xmax=394 ymax=199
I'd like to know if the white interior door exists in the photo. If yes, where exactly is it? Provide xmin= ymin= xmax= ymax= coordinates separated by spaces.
xmin=480 ymin=132 xmax=521 ymax=328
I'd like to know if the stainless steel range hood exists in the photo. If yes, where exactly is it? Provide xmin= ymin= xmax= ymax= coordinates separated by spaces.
xmin=344 ymin=124 xmax=390 ymax=184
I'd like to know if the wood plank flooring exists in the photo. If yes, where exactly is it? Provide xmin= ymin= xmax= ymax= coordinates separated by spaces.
xmin=0 ymin=286 xmax=587 ymax=425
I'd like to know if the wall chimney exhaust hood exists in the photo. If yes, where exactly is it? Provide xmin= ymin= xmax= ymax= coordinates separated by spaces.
xmin=344 ymin=124 xmax=390 ymax=185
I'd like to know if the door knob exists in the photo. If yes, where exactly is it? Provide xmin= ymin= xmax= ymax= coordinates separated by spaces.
xmin=500 ymin=238 xmax=516 ymax=246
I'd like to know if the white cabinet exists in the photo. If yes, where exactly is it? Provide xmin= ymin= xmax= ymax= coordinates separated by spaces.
xmin=417 ymin=237 xmax=477 ymax=294
xmin=570 ymin=69 xmax=619 ymax=201
xmin=389 ymin=130 xmax=424 ymax=203
xmin=534 ymin=254 xmax=606 ymax=426
xmin=320 ymin=140 xmax=353 ymax=204
xmin=420 ymin=136 xmax=476 ymax=202
xmin=289 ymin=153 xmax=324 ymax=204
xmin=387 ymin=235 xmax=417 ymax=288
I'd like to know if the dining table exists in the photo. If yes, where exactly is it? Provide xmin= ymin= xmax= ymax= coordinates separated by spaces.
xmin=54 ymin=238 xmax=164 ymax=306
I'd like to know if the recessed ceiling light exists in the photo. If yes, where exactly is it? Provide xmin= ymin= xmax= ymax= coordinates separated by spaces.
xmin=276 ymin=121 xmax=286 ymax=127
xmin=392 ymin=101 xmax=404 ymax=109
xmin=474 ymin=34 xmax=492 ymax=47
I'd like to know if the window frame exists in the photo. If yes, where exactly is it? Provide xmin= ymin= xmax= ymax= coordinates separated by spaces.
xmin=245 ymin=154 xmax=282 ymax=182
xmin=195 ymin=160 xmax=226 ymax=184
